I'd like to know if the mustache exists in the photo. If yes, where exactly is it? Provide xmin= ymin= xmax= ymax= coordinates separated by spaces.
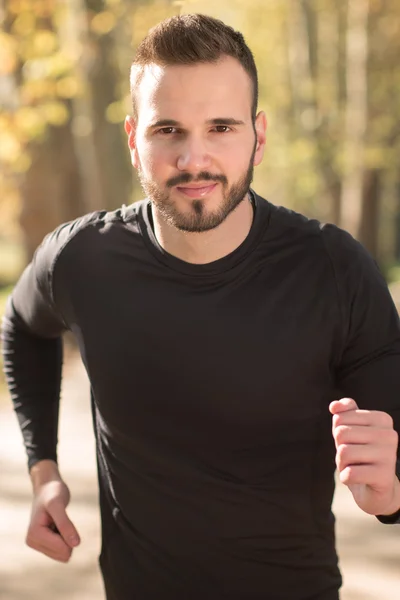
xmin=166 ymin=172 xmax=228 ymax=188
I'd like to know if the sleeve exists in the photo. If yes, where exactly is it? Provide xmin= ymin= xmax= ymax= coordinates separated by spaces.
xmin=1 ymin=218 xmax=91 ymax=471
xmin=322 ymin=225 xmax=400 ymax=523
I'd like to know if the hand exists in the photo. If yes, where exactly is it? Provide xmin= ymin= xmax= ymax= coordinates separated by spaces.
xmin=26 ymin=479 xmax=81 ymax=562
xmin=330 ymin=397 xmax=400 ymax=516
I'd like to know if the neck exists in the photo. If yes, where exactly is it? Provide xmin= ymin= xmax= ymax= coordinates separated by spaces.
xmin=151 ymin=195 xmax=254 ymax=264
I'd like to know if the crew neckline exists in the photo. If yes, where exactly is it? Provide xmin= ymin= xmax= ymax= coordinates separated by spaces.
xmin=137 ymin=190 xmax=271 ymax=276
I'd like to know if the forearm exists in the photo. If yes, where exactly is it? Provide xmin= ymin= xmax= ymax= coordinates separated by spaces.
xmin=1 ymin=309 xmax=63 ymax=470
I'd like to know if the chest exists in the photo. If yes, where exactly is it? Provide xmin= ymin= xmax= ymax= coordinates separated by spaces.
xmin=68 ymin=254 xmax=338 ymax=444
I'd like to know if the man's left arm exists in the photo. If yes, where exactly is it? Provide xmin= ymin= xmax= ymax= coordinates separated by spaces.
xmin=323 ymin=225 xmax=400 ymax=523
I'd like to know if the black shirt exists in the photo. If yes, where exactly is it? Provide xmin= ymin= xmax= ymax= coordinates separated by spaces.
xmin=2 ymin=191 xmax=400 ymax=600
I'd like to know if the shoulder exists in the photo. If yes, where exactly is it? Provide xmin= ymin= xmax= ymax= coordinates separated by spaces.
xmin=318 ymin=223 xmax=384 ymax=289
xmin=253 ymin=193 xmax=385 ymax=293
xmin=38 ymin=201 xmax=145 ymax=270
xmin=40 ymin=210 xmax=106 ymax=258
xmin=45 ymin=201 xmax=143 ymax=249
xmin=256 ymin=193 xmax=371 ymax=266
xmin=27 ymin=202 xmax=146 ymax=311
xmin=255 ymin=193 xmax=323 ymax=245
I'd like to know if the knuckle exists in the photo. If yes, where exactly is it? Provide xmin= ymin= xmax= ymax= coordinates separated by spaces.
xmin=384 ymin=414 xmax=394 ymax=428
xmin=336 ymin=443 xmax=349 ymax=461
xmin=339 ymin=467 xmax=352 ymax=484
xmin=58 ymin=555 xmax=69 ymax=563
xmin=334 ymin=425 xmax=349 ymax=444
xmin=379 ymin=427 xmax=397 ymax=446
xmin=390 ymin=428 xmax=399 ymax=445
xmin=60 ymin=550 xmax=72 ymax=563
xmin=343 ymin=466 xmax=357 ymax=482
xmin=25 ymin=528 xmax=39 ymax=548
xmin=342 ymin=465 xmax=351 ymax=478
xmin=377 ymin=411 xmax=393 ymax=428
xmin=332 ymin=414 xmax=342 ymax=428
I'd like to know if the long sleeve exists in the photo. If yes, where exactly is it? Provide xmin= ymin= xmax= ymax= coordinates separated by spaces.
xmin=1 ymin=217 xmax=94 ymax=470
xmin=322 ymin=225 xmax=400 ymax=522
xmin=2 ymin=303 xmax=63 ymax=470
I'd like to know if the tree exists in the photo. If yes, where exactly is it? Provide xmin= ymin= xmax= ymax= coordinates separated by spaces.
xmin=339 ymin=0 xmax=369 ymax=241
xmin=1 ymin=1 xmax=85 ymax=260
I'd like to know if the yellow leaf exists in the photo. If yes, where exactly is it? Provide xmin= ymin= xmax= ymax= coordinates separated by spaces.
xmin=33 ymin=30 xmax=58 ymax=56
xmin=0 ymin=33 xmax=18 ymax=75
xmin=14 ymin=107 xmax=47 ymax=140
xmin=41 ymin=101 xmax=69 ymax=126
xmin=91 ymin=11 xmax=117 ymax=35
xmin=0 ymin=115 xmax=10 ymax=132
xmin=34 ymin=0 xmax=54 ymax=19
xmin=105 ymin=101 xmax=125 ymax=123
xmin=47 ymin=53 xmax=74 ymax=78
xmin=56 ymin=76 xmax=81 ymax=99
xmin=364 ymin=147 xmax=387 ymax=169
xmin=21 ymin=79 xmax=56 ymax=103
xmin=14 ymin=152 xmax=32 ymax=173
xmin=8 ymin=0 xmax=23 ymax=15
xmin=12 ymin=12 xmax=36 ymax=36
xmin=0 ymin=132 xmax=21 ymax=163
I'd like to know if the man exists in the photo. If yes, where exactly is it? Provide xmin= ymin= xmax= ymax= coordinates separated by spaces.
xmin=1 ymin=13 xmax=400 ymax=600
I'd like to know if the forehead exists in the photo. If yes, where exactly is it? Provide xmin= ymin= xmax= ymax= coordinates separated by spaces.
xmin=134 ymin=56 xmax=253 ymax=125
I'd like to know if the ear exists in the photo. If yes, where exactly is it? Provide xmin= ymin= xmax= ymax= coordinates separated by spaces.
xmin=124 ymin=116 xmax=139 ymax=168
xmin=253 ymin=111 xmax=267 ymax=167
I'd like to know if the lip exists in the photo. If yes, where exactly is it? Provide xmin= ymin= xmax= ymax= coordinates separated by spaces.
xmin=176 ymin=183 xmax=217 ymax=198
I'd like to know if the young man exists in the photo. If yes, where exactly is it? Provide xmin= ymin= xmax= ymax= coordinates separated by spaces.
xmin=2 ymin=13 xmax=400 ymax=600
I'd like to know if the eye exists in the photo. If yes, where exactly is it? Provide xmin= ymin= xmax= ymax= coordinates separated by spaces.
xmin=157 ymin=127 xmax=179 ymax=135
xmin=213 ymin=125 xmax=231 ymax=133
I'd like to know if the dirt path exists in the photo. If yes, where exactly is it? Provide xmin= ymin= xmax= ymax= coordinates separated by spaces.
xmin=1 ymin=355 xmax=399 ymax=599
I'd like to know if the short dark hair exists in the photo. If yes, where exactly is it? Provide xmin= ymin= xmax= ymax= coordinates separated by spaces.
xmin=130 ymin=14 xmax=258 ymax=121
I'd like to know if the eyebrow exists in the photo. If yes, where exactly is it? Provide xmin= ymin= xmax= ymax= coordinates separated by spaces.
xmin=148 ymin=118 xmax=245 ymax=129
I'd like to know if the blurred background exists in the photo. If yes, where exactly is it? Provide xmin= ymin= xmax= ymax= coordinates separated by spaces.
xmin=1 ymin=0 xmax=400 ymax=284
xmin=1 ymin=0 xmax=400 ymax=598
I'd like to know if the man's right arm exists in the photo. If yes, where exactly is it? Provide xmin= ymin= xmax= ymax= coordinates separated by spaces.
xmin=1 ymin=219 xmax=92 ymax=560
xmin=1 ymin=214 xmax=99 ymax=469
xmin=1 ymin=225 xmax=70 ymax=471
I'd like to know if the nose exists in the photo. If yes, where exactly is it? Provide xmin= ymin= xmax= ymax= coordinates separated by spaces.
xmin=176 ymin=135 xmax=212 ymax=172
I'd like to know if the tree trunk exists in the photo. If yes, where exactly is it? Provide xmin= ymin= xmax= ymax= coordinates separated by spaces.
xmin=394 ymin=170 xmax=400 ymax=262
xmin=3 ymin=5 xmax=86 ymax=261
xmin=287 ymin=0 xmax=315 ymax=128
xmin=56 ymin=0 xmax=105 ymax=214
xmin=19 ymin=119 xmax=85 ymax=260
xmin=315 ymin=1 xmax=344 ymax=225
xmin=359 ymin=168 xmax=380 ymax=258
xmin=83 ymin=0 xmax=132 ymax=210
xmin=287 ymin=1 xmax=343 ymax=224
xmin=339 ymin=0 xmax=369 ymax=238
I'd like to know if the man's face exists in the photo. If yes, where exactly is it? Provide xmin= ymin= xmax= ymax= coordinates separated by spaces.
xmin=125 ymin=56 xmax=266 ymax=232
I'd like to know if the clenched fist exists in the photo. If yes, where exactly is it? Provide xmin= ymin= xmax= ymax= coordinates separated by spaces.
xmin=330 ymin=397 xmax=400 ymax=517
xmin=27 ymin=467 xmax=80 ymax=563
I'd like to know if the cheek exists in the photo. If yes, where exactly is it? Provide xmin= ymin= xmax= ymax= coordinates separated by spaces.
xmin=137 ymin=141 xmax=173 ymax=179
xmin=218 ymin=143 xmax=253 ymax=175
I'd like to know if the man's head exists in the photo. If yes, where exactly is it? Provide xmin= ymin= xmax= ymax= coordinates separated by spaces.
xmin=125 ymin=14 xmax=266 ymax=233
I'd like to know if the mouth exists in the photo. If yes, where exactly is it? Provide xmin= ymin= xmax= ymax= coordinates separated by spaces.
xmin=175 ymin=183 xmax=218 ymax=198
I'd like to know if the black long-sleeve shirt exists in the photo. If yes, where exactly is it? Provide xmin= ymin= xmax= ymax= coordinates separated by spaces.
xmin=2 ymin=191 xmax=400 ymax=600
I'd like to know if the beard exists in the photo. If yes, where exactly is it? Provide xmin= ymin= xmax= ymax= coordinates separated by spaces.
xmin=138 ymin=145 xmax=256 ymax=233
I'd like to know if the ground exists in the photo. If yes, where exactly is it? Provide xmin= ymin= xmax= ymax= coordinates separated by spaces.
xmin=1 ymin=355 xmax=399 ymax=599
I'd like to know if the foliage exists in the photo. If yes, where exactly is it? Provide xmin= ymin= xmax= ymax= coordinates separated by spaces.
xmin=1 ymin=0 xmax=400 ymax=271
